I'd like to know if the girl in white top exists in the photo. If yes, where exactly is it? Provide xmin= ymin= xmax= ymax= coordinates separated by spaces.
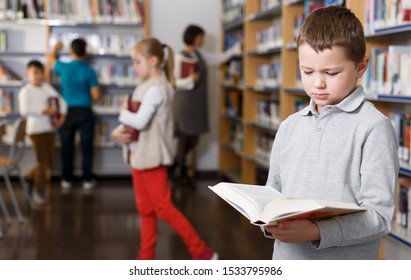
xmin=18 ymin=60 xmax=67 ymax=205
xmin=112 ymin=38 xmax=217 ymax=260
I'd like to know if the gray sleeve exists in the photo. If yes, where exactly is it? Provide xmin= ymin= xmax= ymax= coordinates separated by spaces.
xmin=313 ymin=118 xmax=399 ymax=249
xmin=266 ymin=121 xmax=285 ymax=191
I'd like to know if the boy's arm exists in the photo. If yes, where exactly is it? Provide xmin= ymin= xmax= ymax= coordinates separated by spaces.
xmin=90 ymin=86 xmax=101 ymax=102
xmin=47 ymin=41 xmax=63 ymax=68
xmin=312 ymin=118 xmax=399 ymax=249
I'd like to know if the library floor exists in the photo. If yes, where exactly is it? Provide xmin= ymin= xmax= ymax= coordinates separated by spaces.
xmin=0 ymin=176 xmax=273 ymax=260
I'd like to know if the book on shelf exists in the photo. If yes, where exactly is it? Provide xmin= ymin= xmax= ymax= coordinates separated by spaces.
xmin=224 ymin=91 xmax=242 ymax=118
xmin=259 ymin=0 xmax=280 ymax=11
xmin=256 ymin=133 xmax=274 ymax=164
xmin=225 ymin=59 xmax=242 ymax=86
xmin=397 ymin=177 xmax=411 ymax=228
xmin=257 ymin=100 xmax=280 ymax=128
xmin=47 ymin=0 xmax=144 ymax=24
xmin=256 ymin=57 xmax=281 ymax=89
xmin=209 ymin=182 xmax=366 ymax=226
xmin=48 ymin=96 xmax=60 ymax=127
xmin=0 ymin=60 xmax=23 ymax=82
xmin=0 ymin=30 xmax=7 ymax=52
xmin=0 ymin=88 xmax=13 ymax=114
xmin=222 ymin=0 xmax=244 ymax=25
xmin=256 ymin=18 xmax=282 ymax=52
xmin=365 ymin=0 xmax=411 ymax=33
xmin=94 ymin=120 xmax=111 ymax=145
xmin=304 ymin=0 xmax=324 ymax=18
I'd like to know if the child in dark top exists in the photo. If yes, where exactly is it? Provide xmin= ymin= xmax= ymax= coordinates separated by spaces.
xmin=48 ymin=38 xmax=100 ymax=192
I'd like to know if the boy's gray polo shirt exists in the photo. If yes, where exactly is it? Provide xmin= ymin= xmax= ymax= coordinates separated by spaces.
xmin=266 ymin=86 xmax=399 ymax=259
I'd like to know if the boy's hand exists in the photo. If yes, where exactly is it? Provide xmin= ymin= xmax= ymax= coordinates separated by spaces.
xmin=264 ymin=220 xmax=320 ymax=243
xmin=190 ymin=68 xmax=200 ymax=83
xmin=112 ymin=127 xmax=132 ymax=144
xmin=43 ymin=106 xmax=59 ymax=116
xmin=54 ymin=41 xmax=64 ymax=52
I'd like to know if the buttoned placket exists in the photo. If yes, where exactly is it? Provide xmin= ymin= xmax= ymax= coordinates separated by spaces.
xmin=308 ymin=107 xmax=333 ymax=163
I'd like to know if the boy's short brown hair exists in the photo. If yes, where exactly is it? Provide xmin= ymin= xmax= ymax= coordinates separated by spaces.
xmin=27 ymin=60 xmax=44 ymax=71
xmin=297 ymin=5 xmax=365 ymax=65
xmin=71 ymin=38 xmax=87 ymax=57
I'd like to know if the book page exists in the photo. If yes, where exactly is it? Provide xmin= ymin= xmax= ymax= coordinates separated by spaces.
xmin=209 ymin=182 xmax=286 ymax=222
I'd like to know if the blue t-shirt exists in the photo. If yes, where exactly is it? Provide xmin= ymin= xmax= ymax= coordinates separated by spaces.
xmin=54 ymin=60 xmax=99 ymax=107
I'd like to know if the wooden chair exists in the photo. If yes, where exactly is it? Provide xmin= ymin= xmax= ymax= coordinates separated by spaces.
xmin=0 ymin=117 xmax=35 ymax=223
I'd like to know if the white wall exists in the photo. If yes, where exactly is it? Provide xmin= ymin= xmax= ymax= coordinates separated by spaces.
xmin=150 ymin=0 xmax=222 ymax=171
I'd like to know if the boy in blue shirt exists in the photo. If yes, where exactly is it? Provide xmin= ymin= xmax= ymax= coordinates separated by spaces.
xmin=263 ymin=6 xmax=399 ymax=259
xmin=48 ymin=38 xmax=100 ymax=192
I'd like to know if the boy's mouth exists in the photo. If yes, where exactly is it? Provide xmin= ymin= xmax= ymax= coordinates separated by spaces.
xmin=312 ymin=93 xmax=329 ymax=100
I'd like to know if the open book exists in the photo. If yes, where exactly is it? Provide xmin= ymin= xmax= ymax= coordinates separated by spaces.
xmin=209 ymin=182 xmax=366 ymax=226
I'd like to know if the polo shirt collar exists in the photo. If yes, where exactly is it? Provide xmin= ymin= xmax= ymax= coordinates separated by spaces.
xmin=300 ymin=86 xmax=365 ymax=116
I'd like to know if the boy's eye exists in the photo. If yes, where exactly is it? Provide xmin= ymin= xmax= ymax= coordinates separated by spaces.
xmin=326 ymin=72 xmax=338 ymax=76
xmin=303 ymin=71 xmax=313 ymax=75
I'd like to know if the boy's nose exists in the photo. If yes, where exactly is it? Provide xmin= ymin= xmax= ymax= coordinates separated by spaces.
xmin=313 ymin=76 xmax=326 ymax=88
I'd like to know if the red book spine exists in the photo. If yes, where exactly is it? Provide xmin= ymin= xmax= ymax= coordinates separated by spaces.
xmin=124 ymin=99 xmax=141 ymax=142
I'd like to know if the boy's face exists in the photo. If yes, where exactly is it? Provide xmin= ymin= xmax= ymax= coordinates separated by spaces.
xmin=298 ymin=43 xmax=368 ymax=113
xmin=26 ymin=67 xmax=45 ymax=86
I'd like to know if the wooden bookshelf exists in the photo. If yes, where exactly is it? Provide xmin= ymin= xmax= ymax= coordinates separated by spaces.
xmin=345 ymin=0 xmax=411 ymax=259
xmin=220 ymin=0 xmax=411 ymax=259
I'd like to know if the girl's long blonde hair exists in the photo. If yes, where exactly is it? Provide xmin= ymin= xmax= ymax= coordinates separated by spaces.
xmin=135 ymin=38 xmax=176 ymax=88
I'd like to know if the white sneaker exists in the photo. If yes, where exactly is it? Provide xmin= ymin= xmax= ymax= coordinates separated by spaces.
xmin=33 ymin=191 xmax=47 ymax=206
xmin=82 ymin=180 xmax=96 ymax=192
xmin=61 ymin=180 xmax=73 ymax=191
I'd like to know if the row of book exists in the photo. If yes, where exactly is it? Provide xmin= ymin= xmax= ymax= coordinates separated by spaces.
xmin=0 ymin=88 xmax=13 ymax=114
xmin=259 ymin=0 xmax=281 ymax=11
xmin=0 ymin=60 xmax=22 ymax=82
xmin=397 ymin=177 xmax=411 ymax=228
xmin=256 ymin=18 xmax=282 ymax=52
xmin=256 ymin=58 xmax=282 ymax=89
xmin=292 ymin=12 xmax=304 ymax=44
xmin=93 ymin=63 xmax=136 ymax=86
xmin=0 ymin=0 xmax=144 ymax=24
xmin=229 ymin=121 xmax=243 ymax=152
xmin=93 ymin=93 xmax=127 ymax=114
xmin=224 ymin=60 xmax=243 ymax=87
xmin=257 ymin=100 xmax=280 ymax=128
xmin=49 ymin=32 xmax=142 ymax=56
xmin=304 ymin=0 xmax=345 ymax=17
xmin=256 ymin=133 xmax=274 ymax=165
xmin=365 ymin=0 xmax=411 ymax=33
xmin=0 ymin=30 xmax=7 ymax=51
xmin=224 ymin=91 xmax=242 ymax=118
xmin=223 ymin=0 xmax=244 ymax=25
xmin=386 ymin=112 xmax=411 ymax=164
xmin=364 ymin=46 xmax=411 ymax=97
xmin=51 ymin=62 xmax=136 ymax=86
xmin=224 ymin=30 xmax=243 ymax=51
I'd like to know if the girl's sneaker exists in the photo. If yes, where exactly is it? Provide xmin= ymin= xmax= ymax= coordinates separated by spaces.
xmin=193 ymin=248 xmax=219 ymax=260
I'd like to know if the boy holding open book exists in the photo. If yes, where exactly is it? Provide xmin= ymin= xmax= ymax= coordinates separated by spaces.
xmin=262 ymin=6 xmax=399 ymax=259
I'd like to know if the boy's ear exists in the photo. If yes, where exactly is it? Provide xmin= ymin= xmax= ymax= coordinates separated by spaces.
xmin=356 ymin=56 xmax=369 ymax=78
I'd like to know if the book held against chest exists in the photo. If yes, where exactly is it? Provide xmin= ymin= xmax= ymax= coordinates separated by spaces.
xmin=123 ymin=98 xmax=141 ymax=142
xmin=48 ymin=96 xmax=60 ymax=127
